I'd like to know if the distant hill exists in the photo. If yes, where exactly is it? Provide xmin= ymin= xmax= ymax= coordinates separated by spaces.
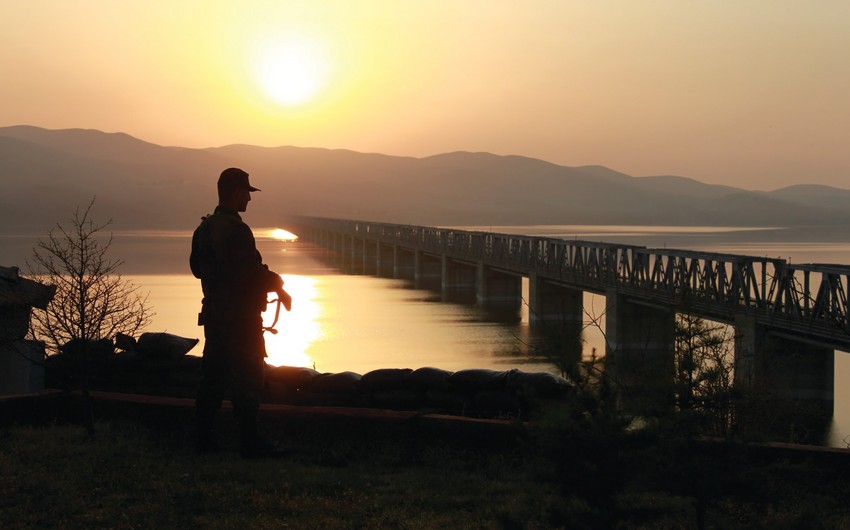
xmin=1 ymin=125 xmax=848 ymax=232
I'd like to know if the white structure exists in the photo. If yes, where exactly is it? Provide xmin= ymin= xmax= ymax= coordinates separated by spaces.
xmin=0 ymin=266 xmax=55 ymax=394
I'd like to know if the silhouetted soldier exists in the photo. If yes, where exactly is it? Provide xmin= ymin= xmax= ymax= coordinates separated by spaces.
xmin=190 ymin=167 xmax=291 ymax=458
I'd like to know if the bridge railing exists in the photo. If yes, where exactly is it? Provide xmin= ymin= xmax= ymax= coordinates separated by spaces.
xmin=288 ymin=216 xmax=850 ymax=342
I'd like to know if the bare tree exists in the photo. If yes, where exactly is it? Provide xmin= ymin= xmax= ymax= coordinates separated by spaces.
xmin=673 ymin=312 xmax=737 ymax=438
xmin=26 ymin=198 xmax=152 ymax=353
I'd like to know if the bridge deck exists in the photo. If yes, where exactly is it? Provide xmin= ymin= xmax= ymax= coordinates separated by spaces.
xmin=285 ymin=216 xmax=850 ymax=351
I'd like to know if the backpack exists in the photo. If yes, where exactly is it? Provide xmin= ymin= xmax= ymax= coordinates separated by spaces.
xmin=189 ymin=214 xmax=213 ymax=280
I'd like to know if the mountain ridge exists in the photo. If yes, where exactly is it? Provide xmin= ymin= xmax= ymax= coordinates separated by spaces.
xmin=1 ymin=125 xmax=847 ymax=231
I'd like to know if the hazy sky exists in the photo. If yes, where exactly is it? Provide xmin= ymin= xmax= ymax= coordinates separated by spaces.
xmin=2 ymin=1 xmax=849 ymax=189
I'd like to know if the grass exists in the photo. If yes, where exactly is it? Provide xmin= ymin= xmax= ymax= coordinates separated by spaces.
xmin=0 ymin=419 xmax=557 ymax=529
xmin=3 ymin=407 xmax=850 ymax=529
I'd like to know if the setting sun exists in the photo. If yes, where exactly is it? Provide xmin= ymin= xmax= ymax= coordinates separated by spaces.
xmin=252 ymin=32 xmax=329 ymax=107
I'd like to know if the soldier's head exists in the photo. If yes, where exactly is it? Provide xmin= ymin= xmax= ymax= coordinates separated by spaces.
xmin=217 ymin=167 xmax=259 ymax=212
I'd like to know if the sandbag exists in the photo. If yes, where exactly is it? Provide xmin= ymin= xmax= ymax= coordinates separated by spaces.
xmin=359 ymin=368 xmax=413 ymax=391
xmin=309 ymin=371 xmax=362 ymax=394
xmin=509 ymin=370 xmax=572 ymax=398
xmin=447 ymin=369 xmax=514 ymax=392
xmin=59 ymin=338 xmax=115 ymax=361
xmin=425 ymin=387 xmax=470 ymax=415
xmin=136 ymin=332 xmax=199 ymax=360
xmin=471 ymin=390 xmax=522 ymax=417
xmin=408 ymin=367 xmax=453 ymax=390
xmin=265 ymin=365 xmax=320 ymax=390
xmin=370 ymin=388 xmax=422 ymax=410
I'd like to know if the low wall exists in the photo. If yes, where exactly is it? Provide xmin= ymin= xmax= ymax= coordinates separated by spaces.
xmin=44 ymin=337 xmax=572 ymax=421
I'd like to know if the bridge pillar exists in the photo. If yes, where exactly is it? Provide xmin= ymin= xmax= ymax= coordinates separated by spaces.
xmin=393 ymin=246 xmax=416 ymax=281
xmin=334 ymin=232 xmax=343 ymax=254
xmin=319 ymin=229 xmax=331 ymax=251
xmin=377 ymin=243 xmax=394 ymax=278
xmin=528 ymin=274 xmax=584 ymax=364
xmin=362 ymin=240 xmax=378 ymax=275
xmin=347 ymin=235 xmax=362 ymax=274
xmin=442 ymin=259 xmax=477 ymax=303
xmin=605 ymin=290 xmax=675 ymax=416
xmin=330 ymin=231 xmax=341 ymax=254
xmin=415 ymin=251 xmax=442 ymax=291
xmin=318 ymin=229 xmax=336 ymax=251
xmin=734 ymin=316 xmax=834 ymax=443
xmin=476 ymin=264 xmax=522 ymax=319
xmin=528 ymin=274 xmax=583 ymax=325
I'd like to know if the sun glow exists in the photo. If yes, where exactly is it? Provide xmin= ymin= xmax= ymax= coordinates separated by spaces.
xmin=263 ymin=275 xmax=320 ymax=368
xmin=252 ymin=32 xmax=330 ymax=107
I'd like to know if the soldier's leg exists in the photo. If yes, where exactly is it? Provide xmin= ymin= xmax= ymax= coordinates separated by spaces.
xmin=231 ymin=326 xmax=286 ymax=458
xmin=195 ymin=347 xmax=229 ymax=453
xmin=231 ymin=394 xmax=261 ymax=452
xmin=233 ymin=402 xmax=288 ymax=458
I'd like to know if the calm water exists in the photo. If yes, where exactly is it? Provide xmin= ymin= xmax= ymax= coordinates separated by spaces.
xmin=133 ymin=271 xmax=553 ymax=374
xmin=5 ymin=224 xmax=850 ymax=446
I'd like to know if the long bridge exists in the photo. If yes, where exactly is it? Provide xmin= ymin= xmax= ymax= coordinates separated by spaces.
xmin=283 ymin=216 xmax=846 ymax=436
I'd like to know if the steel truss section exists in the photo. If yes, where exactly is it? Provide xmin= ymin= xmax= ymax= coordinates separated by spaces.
xmin=287 ymin=216 xmax=850 ymax=349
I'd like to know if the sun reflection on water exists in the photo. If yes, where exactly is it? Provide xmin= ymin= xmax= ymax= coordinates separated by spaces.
xmin=262 ymin=274 xmax=319 ymax=368
xmin=266 ymin=228 xmax=299 ymax=241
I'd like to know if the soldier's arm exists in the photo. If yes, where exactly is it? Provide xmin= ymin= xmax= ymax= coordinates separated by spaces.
xmin=263 ymin=259 xmax=292 ymax=311
xmin=214 ymin=221 xmax=265 ymax=280
xmin=220 ymin=221 xmax=290 ymax=307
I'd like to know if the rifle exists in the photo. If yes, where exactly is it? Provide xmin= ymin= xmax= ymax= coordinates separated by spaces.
xmin=263 ymin=288 xmax=292 ymax=335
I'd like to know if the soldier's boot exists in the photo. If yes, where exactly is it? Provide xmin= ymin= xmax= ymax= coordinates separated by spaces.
xmin=195 ymin=397 xmax=221 ymax=454
xmin=234 ymin=398 xmax=289 ymax=459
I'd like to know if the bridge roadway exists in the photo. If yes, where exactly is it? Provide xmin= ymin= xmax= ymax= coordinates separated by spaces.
xmin=284 ymin=216 xmax=850 ymax=352
xmin=284 ymin=216 xmax=843 ymax=439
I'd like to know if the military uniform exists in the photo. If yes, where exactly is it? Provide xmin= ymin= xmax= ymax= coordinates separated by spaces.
xmin=190 ymin=205 xmax=283 ymax=453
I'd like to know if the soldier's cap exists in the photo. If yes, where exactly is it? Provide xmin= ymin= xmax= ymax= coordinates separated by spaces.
xmin=218 ymin=167 xmax=260 ymax=192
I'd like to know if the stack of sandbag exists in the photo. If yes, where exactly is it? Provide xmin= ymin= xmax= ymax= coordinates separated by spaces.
xmin=45 ymin=338 xmax=117 ymax=390
xmin=446 ymin=369 xmax=522 ymax=418
xmin=133 ymin=332 xmax=200 ymax=362
xmin=305 ymin=371 xmax=368 ymax=407
xmin=263 ymin=365 xmax=321 ymax=403
xmin=262 ymin=365 xmax=573 ymax=419
xmin=45 ymin=333 xmax=201 ymax=397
